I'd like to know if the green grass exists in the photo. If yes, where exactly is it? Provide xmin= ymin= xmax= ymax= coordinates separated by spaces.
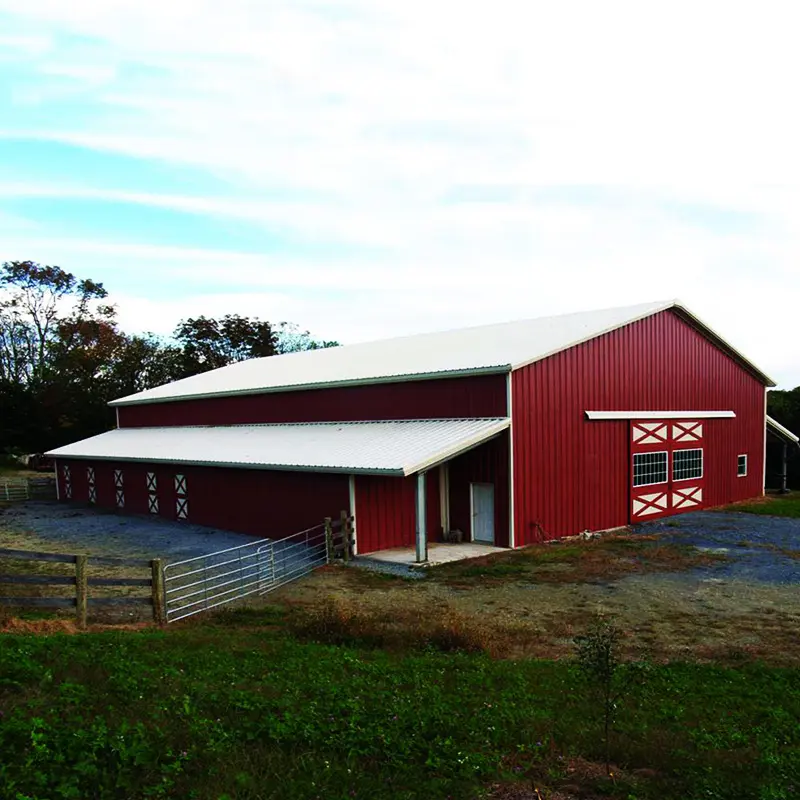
xmin=0 ymin=624 xmax=798 ymax=799
xmin=728 ymin=493 xmax=800 ymax=519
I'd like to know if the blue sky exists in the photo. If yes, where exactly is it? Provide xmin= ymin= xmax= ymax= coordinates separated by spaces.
xmin=1 ymin=0 xmax=799 ymax=386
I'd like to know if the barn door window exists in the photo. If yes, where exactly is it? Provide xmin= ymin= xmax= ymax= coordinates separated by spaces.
xmin=672 ymin=449 xmax=703 ymax=481
xmin=114 ymin=469 xmax=125 ymax=509
xmin=737 ymin=454 xmax=748 ymax=477
xmin=87 ymin=467 xmax=96 ymax=504
xmin=147 ymin=472 xmax=159 ymax=514
xmin=632 ymin=451 xmax=668 ymax=487
xmin=63 ymin=465 xmax=72 ymax=500
xmin=174 ymin=474 xmax=188 ymax=520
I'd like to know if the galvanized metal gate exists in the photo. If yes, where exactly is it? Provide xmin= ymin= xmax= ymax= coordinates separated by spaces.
xmin=162 ymin=516 xmax=351 ymax=623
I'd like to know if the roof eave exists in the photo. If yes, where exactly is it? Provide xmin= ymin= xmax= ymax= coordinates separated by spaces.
xmin=401 ymin=418 xmax=511 ymax=475
xmin=108 ymin=365 xmax=512 ymax=408
xmin=44 ymin=450 xmax=408 ymax=476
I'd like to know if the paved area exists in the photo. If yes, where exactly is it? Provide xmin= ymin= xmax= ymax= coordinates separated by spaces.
xmin=635 ymin=510 xmax=800 ymax=584
xmin=0 ymin=502 xmax=264 ymax=563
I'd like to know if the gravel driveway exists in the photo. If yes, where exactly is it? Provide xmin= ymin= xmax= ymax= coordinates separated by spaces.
xmin=636 ymin=510 xmax=800 ymax=584
xmin=0 ymin=502 xmax=264 ymax=563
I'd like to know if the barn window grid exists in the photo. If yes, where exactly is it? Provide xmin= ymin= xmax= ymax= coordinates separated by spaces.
xmin=673 ymin=448 xmax=703 ymax=482
xmin=738 ymin=454 xmax=748 ymax=477
xmin=147 ymin=472 xmax=158 ymax=514
xmin=633 ymin=451 xmax=668 ymax=487
xmin=63 ymin=465 xmax=72 ymax=500
xmin=87 ymin=467 xmax=96 ymax=504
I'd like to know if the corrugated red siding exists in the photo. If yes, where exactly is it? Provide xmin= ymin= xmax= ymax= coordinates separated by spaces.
xmin=56 ymin=460 xmax=349 ymax=538
xmin=512 ymin=309 xmax=767 ymax=544
xmin=354 ymin=475 xmax=416 ymax=553
xmin=426 ymin=468 xmax=442 ymax=543
xmin=449 ymin=434 xmax=510 ymax=547
xmin=118 ymin=373 xmax=507 ymax=428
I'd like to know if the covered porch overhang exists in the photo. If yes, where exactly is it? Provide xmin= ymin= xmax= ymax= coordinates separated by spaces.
xmin=767 ymin=415 xmax=800 ymax=494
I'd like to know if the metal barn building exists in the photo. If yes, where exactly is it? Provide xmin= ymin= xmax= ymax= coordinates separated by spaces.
xmin=48 ymin=300 xmax=775 ymax=559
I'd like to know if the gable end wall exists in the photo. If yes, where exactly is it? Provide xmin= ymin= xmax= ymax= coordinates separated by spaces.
xmin=511 ymin=309 xmax=766 ymax=544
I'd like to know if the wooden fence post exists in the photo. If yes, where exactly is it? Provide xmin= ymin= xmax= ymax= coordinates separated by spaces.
xmin=340 ymin=510 xmax=350 ymax=563
xmin=324 ymin=517 xmax=334 ymax=563
xmin=151 ymin=559 xmax=166 ymax=625
xmin=75 ymin=555 xmax=88 ymax=629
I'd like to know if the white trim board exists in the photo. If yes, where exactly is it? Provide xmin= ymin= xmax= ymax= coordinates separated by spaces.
xmin=586 ymin=410 xmax=735 ymax=420
xmin=767 ymin=415 xmax=800 ymax=444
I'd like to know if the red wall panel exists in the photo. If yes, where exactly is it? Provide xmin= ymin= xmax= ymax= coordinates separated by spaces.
xmin=512 ymin=309 xmax=767 ymax=544
xmin=354 ymin=475 xmax=416 ymax=553
xmin=117 ymin=373 xmax=507 ymax=428
xmin=56 ymin=460 xmax=350 ymax=539
xmin=426 ymin=468 xmax=442 ymax=543
xmin=448 ymin=434 xmax=510 ymax=547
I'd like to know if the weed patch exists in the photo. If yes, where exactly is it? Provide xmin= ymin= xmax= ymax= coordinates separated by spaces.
xmin=431 ymin=535 xmax=724 ymax=585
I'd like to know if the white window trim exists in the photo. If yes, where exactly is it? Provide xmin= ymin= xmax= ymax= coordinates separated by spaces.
xmin=738 ymin=454 xmax=748 ymax=477
xmin=632 ymin=450 xmax=669 ymax=488
xmin=672 ymin=448 xmax=704 ymax=483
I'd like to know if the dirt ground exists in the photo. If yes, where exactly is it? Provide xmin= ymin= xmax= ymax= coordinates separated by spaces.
xmin=3 ymin=502 xmax=800 ymax=663
xmin=267 ymin=547 xmax=800 ymax=665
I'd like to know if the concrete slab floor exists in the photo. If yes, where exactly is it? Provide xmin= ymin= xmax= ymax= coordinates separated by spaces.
xmin=361 ymin=541 xmax=506 ymax=567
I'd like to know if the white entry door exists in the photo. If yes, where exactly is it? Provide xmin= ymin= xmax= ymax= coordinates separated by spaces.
xmin=471 ymin=483 xmax=495 ymax=544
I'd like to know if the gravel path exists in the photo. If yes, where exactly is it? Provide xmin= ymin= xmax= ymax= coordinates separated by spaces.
xmin=0 ymin=502 xmax=264 ymax=563
xmin=635 ymin=511 xmax=800 ymax=584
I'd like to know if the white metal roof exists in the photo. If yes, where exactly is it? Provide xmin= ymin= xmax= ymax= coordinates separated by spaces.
xmin=110 ymin=299 xmax=775 ymax=407
xmin=46 ymin=418 xmax=510 ymax=476
xmin=767 ymin=415 xmax=800 ymax=445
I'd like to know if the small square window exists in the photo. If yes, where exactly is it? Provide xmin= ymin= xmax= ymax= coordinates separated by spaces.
xmin=738 ymin=454 xmax=748 ymax=477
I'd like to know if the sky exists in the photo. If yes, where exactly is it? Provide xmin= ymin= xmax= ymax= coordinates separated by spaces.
xmin=1 ymin=0 xmax=798 ymax=387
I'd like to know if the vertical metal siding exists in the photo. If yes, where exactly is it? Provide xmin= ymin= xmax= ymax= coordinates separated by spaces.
xmin=426 ymin=468 xmax=442 ymax=543
xmin=448 ymin=434 xmax=510 ymax=547
xmin=354 ymin=475 xmax=417 ymax=553
xmin=512 ymin=310 xmax=767 ymax=545
xmin=117 ymin=373 xmax=508 ymax=428
xmin=55 ymin=461 xmax=349 ymax=538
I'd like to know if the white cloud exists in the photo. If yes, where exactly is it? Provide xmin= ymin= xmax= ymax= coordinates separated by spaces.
xmin=0 ymin=0 xmax=799 ymax=386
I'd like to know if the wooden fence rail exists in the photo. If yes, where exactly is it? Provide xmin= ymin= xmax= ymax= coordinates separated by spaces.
xmin=1 ymin=478 xmax=57 ymax=502
xmin=0 ymin=547 xmax=165 ymax=627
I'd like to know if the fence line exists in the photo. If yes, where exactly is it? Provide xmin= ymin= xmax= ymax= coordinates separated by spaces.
xmin=0 ymin=548 xmax=165 ymax=627
xmin=1 ymin=478 xmax=57 ymax=502
xmin=163 ymin=512 xmax=354 ymax=623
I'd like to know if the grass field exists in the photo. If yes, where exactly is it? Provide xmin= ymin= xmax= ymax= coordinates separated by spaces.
xmin=728 ymin=492 xmax=800 ymax=518
xmin=2 ymin=524 xmax=800 ymax=797
xmin=0 ymin=616 xmax=798 ymax=800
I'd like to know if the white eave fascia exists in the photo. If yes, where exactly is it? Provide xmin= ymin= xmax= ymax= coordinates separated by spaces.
xmin=41 ymin=451 xmax=408 ymax=476
xmin=108 ymin=365 xmax=512 ymax=407
xmin=586 ymin=410 xmax=736 ymax=420
xmin=767 ymin=415 xmax=800 ymax=444
xmin=401 ymin=418 xmax=511 ymax=476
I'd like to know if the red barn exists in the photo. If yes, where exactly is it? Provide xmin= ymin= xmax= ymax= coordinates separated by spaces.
xmin=47 ymin=300 xmax=774 ymax=559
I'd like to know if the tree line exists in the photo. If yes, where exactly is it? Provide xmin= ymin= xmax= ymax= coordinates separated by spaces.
xmin=0 ymin=260 xmax=338 ymax=454
xmin=766 ymin=387 xmax=800 ymax=488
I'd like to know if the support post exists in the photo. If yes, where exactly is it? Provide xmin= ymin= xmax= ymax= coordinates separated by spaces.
xmin=151 ymin=558 xmax=166 ymax=625
xmin=415 ymin=472 xmax=427 ymax=563
xmin=324 ymin=517 xmax=334 ymax=563
xmin=780 ymin=443 xmax=790 ymax=494
xmin=75 ymin=555 xmax=88 ymax=629
xmin=340 ymin=510 xmax=350 ymax=563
